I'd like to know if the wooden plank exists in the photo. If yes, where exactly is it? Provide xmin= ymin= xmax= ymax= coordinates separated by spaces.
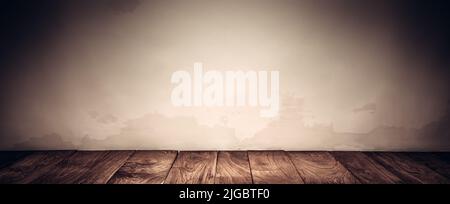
xmin=287 ymin=152 xmax=359 ymax=184
xmin=407 ymin=153 xmax=450 ymax=179
xmin=108 ymin=151 xmax=177 ymax=184
xmin=368 ymin=152 xmax=449 ymax=184
xmin=248 ymin=151 xmax=304 ymax=184
xmin=0 ymin=151 xmax=30 ymax=169
xmin=332 ymin=152 xmax=401 ymax=184
xmin=215 ymin=151 xmax=252 ymax=184
xmin=0 ymin=151 xmax=74 ymax=184
xmin=75 ymin=151 xmax=133 ymax=184
xmin=31 ymin=151 xmax=109 ymax=184
xmin=165 ymin=151 xmax=217 ymax=184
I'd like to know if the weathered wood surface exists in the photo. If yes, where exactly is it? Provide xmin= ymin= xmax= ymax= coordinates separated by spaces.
xmin=332 ymin=152 xmax=402 ymax=184
xmin=0 ymin=151 xmax=448 ymax=184
xmin=165 ymin=151 xmax=217 ymax=184
xmin=288 ymin=152 xmax=359 ymax=184
xmin=31 ymin=151 xmax=109 ymax=184
xmin=0 ymin=151 xmax=74 ymax=184
xmin=368 ymin=152 xmax=449 ymax=184
xmin=248 ymin=151 xmax=304 ymax=184
xmin=108 ymin=151 xmax=177 ymax=184
xmin=215 ymin=151 xmax=252 ymax=184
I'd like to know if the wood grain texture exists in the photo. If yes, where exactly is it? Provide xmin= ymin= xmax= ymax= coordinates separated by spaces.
xmin=332 ymin=152 xmax=402 ymax=184
xmin=165 ymin=151 xmax=217 ymax=184
xmin=407 ymin=153 xmax=450 ymax=179
xmin=248 ymin=151 xmax=303 ymax=184
xmin=31 ymin=151 xmax=109 ymax=184
xmin=0 ymin=151 xmax=74 ymax=184
xmin=108 ymin=151 xmax=177 ymax=184
xmin=215 ymin=151 xmax=252 ymax=184
xmin=75 ymin=151 xmax=133 ymax=184
xmin=368 ymin=152 xmax=449 ymax=184
xmin=288 ymin=152 xmax=359 ymax=184
xmin=0 ymin=151 xmax=448 ymax=184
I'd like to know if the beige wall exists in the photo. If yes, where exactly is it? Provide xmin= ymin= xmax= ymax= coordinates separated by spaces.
xmin=1 ymin=0 xmax=449 ymax=150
